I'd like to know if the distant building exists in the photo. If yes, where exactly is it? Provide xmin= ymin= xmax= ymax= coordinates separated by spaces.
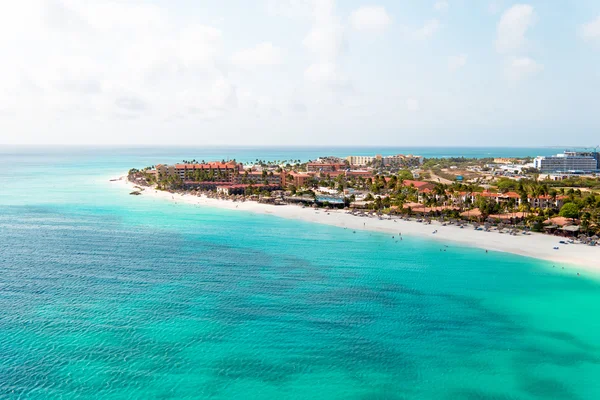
xmin=346 ymin=154 xmax=423 ymax=167
xmin=346 ymin=155 xmax=379 ymax=166
xmin=156 ymin=162 xmax=241 ymax=181
xmin=464 ymin=191 xmax=568 ymax=209
xmin=234 ymin=171 xmax=282 ymax=186
xmin=306 ymin=162 xmax=346 ymax=172
xmin=383 ymin=154 xmax=424 ymax=166
xmin=400 ymin=180 xmax=435 ymax=191
xmin=493 ymin=158 xmax=524 ymax=165
xmin=283 ymin=171 xmax=311 ymax=187
xmin=533 ymin=151 xmax=599 ymax=173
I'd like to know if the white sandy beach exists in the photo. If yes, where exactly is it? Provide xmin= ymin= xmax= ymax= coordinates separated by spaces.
xmin=112 ymin=176 xmax=600 ymax=272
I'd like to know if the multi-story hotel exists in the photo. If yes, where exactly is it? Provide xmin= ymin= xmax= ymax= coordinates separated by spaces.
xmin=533 ymin=151 xmax=599 ymax=173
xmin=346 ymin=155 xmax=379 ymax=166
xmin=346 ymin=154 xmax=423 ymax=167
xmin=383 ymin=154 xmax=424 ymax=166
xmin=282 ymin=171 xmax=311 ymax=187
xmin=451 ymin=191 xmax=567 ymax=209
xmin=306 ymin=162 xmax=347 ymax=172
xmin=233 ymin=171 xmax=282 ymax=186
xmin=156 ymin=161 xmax=241 ymax=181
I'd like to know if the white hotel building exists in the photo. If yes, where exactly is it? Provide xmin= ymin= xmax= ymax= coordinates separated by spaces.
xmin=533 ymin=151 xmax=599 ymax=173
xmin=346 ymin=154 xmax=424 ymax=167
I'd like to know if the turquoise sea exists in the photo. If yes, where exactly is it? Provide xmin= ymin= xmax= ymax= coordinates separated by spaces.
xmin=1 ymin=146 xmax=599 ymax=399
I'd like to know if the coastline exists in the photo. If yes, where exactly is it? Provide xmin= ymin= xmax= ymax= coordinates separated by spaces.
xmin=111 ymin=176 xmax=600 ymax=273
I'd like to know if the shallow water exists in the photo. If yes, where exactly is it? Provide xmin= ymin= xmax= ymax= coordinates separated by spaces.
xmin=1 ymin=147 xmax=599 ymax=399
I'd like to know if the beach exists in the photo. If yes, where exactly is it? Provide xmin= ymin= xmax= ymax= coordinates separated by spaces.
xmin=5 ymin=149 xmax=600 ymax=399
xmin=114 ymin=176 xmax=600 ymax=272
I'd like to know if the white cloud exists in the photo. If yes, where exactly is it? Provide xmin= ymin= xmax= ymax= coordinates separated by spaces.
xmin=580 ymin=15 xmax=600 ymax=41
xmin=304 ymin=62 xmax=349 ymax=88
xmin=448 ymin=54 xmax=468 ymax=70
xmin=506 ymin=57 xmax=543 ymax=81
xmin=0 ymin=0 xmax=240 ymax=120
xmin=412 ymin=19 xmax=441 ymax=40
xmin=302 ymin=0 xmax=351 ymax=93
xmin=231 ymin=42 xmax=282 ymax=69
xmin=266 ymin=0 xmax=313 ymax=19
xmin=406 ymin=98 xmax=420 ymax=112
xmin=349 ymin=6 xmax=391 ymax=32
xmin=303 ymin=15 xmax=344 ymax=61
xmin=303 ymin=22 xmax=345 ymax=60
xmin=496 ymin=4 xmax=535 ymax=54
xmin=434 ymin=1 xmax=449 ymax=12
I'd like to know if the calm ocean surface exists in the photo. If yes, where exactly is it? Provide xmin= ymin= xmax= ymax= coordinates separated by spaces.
xmin=1 ymin=146 xmax=599 ymax=399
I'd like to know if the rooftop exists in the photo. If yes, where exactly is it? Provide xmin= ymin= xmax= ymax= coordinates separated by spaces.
xmin=172 ymin=162 xmax=239 ymax=169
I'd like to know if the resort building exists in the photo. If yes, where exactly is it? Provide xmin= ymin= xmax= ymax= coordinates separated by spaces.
xmin=157 ymin=161 xmax=241 ymax=181
xmin=466 ymin=191 xmax=568 ymax=209
xmin=233 ymin=171 xmax=282 ymax=186
xmin=493 ymin=158 xmax=524 ymax=165
xmin=282 ymin=171 xmax=311 ymax=188
xmin=529 ymin=195 xmax=568 ymax=209
xmin=400 ymin=180 xmax=435 ymax=191
xmin=345 ymin=170 xmax=374 ymax=178
xmin=533 ymin=151 xmax=599 ymax=173
xmin=183 ymin=181 xmax=231 ymax=190
xmin=346 ymin=154 xmax=423 ymax=167
xmin=383 ymin=154 xmax=424 ymax=166
xmin=346 ymin=155 xmax=379 ymax=166
xmin=306 ymin=162 xmax=347 ymax=172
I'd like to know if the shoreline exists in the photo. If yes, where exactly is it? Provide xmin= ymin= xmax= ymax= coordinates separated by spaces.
xmin=111 ymin=176 xmax=600 ymax=273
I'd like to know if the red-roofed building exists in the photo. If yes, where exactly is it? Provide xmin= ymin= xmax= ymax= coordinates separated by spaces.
xmin=233 ymin=171 xmax=282 ymax=186
xmin=313 ymin=170 xmax=373 ymax=179
xmin=282 ymin=171 xmax=311 ymax=188
xmin=345 ymin=170 xmax=373 ymax=178
xmin=306 ymin=162 xmax=346 ymax=172
xmin=473 ymin=191 xmax=565 ymax=209
xmin=530 ymin=194 xmax=568 ymax=209
xmin=157 ymin=161 xmax=242 ymax=181
xmin=400 ymin=180 xmax=435 ymax=192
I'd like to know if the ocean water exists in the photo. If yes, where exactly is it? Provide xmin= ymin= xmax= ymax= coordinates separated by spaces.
xmin=1 ymin=146 xmax=599 ymax=399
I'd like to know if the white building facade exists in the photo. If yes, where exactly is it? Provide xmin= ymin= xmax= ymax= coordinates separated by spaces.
xmin=533 ymin=152 xmax=599 ymax=173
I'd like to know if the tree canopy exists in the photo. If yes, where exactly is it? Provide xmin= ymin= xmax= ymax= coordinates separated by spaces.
xmin=559 ymin=202 xmax=580 ymax=220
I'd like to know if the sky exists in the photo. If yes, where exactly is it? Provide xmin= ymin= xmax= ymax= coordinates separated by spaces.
xmin=1 ymin=0 xmax=600 ymax=146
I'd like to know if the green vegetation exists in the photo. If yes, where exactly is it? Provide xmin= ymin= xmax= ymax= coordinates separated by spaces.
xmin=475 ymin=196 xmax=501 ymax=220
xmin=559 ymin=203 xmax=580 ymax=220
xmin=127 ymin=154 xmax=600 ymax=236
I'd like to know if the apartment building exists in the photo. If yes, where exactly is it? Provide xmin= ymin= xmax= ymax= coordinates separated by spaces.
xmin=533 ymin=151 xmax=599 ymax=173
xmin=233 ymin=171 xmax=282 ymax=185
xmin=306 ymin=162 xmax=347 ymax=172
xmin=156 ymin=161 xmax=241 ymax=181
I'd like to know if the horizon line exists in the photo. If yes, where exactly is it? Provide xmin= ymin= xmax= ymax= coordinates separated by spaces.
xmin=1 ymin=144 xmax=595 ymax=149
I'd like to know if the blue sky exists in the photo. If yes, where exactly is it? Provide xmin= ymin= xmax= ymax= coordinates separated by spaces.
xmin=0 ymin=0 xmax=599 ymax=146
